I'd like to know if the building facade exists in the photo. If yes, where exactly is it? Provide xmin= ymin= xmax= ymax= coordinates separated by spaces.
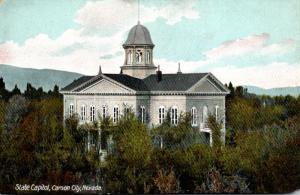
xmin=61 ymin=22 xmax=230 ymax=145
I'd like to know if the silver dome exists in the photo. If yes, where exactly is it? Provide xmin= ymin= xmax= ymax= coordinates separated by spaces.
xmin=123 ymin=22 xmax=154 ymax=46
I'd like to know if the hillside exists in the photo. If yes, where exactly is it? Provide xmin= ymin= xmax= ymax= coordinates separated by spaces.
xmin=0 ymin=64 xmax=83 ymax=91
xmin=244 ymin=85 xmax=300 ymax=97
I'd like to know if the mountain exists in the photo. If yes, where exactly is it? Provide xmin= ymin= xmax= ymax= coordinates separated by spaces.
xmin=0 ymin=64 xmax=83 ymax=91
xmin=244 ymin=85 xmax=300 ymax=97
xmin=1 ymin=64 xmax=299 ymax=96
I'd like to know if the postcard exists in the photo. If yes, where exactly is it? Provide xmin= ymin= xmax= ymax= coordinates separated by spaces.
xmin=0 ymin=0 xmax=299 ymax=194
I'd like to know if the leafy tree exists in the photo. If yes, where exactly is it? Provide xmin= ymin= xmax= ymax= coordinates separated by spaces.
xmin=105 ymin=112 xmax=153 ymax=193
xmin=152 ymin=111 xmax=193 ymax=149
xmin=4 ymin=95 xmax=28 ymax=132
xmin=153 ymin=168 xmax=180 ymax=193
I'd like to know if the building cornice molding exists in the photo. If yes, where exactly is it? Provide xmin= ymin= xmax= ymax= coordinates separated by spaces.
xmin=61 ymin=91 xmax=228 ymax=96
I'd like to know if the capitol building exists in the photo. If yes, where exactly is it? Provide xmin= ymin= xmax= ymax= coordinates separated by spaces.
xmin=61 ymin=22 xmax=229 ymax=145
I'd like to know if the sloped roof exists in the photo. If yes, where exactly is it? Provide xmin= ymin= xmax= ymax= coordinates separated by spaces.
xmin=143 ymin=73 xmax=208 ymax=91
xmin=104 ymin=74 xmax=149 ymax=91
xmin=61 ymin=76 xmax=93 ymax=91
xmin=61 ymin=73 xmax=220 ymax=92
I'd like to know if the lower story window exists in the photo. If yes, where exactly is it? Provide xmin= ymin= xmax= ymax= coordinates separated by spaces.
xmin=102 ymin=106 xmax=107 ymax=119
xmin=191 ymin=107 xmax=198 ymax=126
xmin=90 ymin=105 xmax=95 ymax=122
xmin=140 ymin=106 xmax=146 ymax=123
xmin=113 ymin=106 xmax=119 ymax=123
xmin=69 ymin=104 xmax=74 ymax=116
xmin=159 ymin=106 xmax=165 ymax=124
xmin=81 ymin=105 xmax=86 ymax=120
xmin=171 ymin=107 xmax=178 ymax=125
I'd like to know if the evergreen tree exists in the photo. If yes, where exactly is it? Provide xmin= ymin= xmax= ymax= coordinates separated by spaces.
xmin=0 ymin=78 xmax=9 ymax=101
xmin=228 ymin=82 xmax=235 ymax=99
xmin=24 ymin=83 xmax=38 ymax=100
xmin=11 ymin=85 xmax=21 ymax=96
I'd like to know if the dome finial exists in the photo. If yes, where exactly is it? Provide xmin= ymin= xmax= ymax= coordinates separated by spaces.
xmin=137 ymin=0 xmax=140 ymax=24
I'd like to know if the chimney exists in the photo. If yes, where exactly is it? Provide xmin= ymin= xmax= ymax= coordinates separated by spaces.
xmin=177 ymin=62 xmax=182 ymax=74
xmin=98 ymin=65 xmax=102 ymax=75
xmin=156 ymin=65 xmax=162 ymax=82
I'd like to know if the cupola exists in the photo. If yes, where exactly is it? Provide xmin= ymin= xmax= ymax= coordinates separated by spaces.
xmin=120 ymin=22 xmax=157 ymax=79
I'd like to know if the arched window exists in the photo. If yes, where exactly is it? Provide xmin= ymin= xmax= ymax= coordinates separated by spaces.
xmin=140 ymin=106 xmax=146 ymax=123
xmin=102 ymin=105 xmax=107 ymax=119
xmin=171 ymin=106 xmax=178 ymax=125
xmin=136 ymin=49 xmax=143 ymax=64
xmin=127 ymin=50 xmax=132 ymax=64
xmin=159 ymin=106 xmax=165 ymax=124
xmin=69 ymin=103 xmax=74 ymax=116
xmin=90 ymin=105 xmax=95 ymax=122
xmin=113 ymin=106 xmax=119 ymax=123
xmin=191 ymin=107 xmax=198 ymax=126
xmin=203 ymin=105 xmax=208 ymax=127
xmin=80 ymin=105 xmax=86 ymax=121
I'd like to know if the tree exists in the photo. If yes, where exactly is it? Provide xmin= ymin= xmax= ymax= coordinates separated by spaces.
xmin=4 ymin=95 xmax=28 ymax=132
xmin=227 ymin=82 xmax=235 ymax=99
xmin=152 ymin=111 xmax=193 ymax=149
xmin=153 ymin=168 xmax=180 ymax=193
xmin=11 ymin=85 xmax=21 ymax=96
xmin=105 ymin=113 xmax=153 ymax=193
xmin=0 ymin=77 xmax=9 ymax=101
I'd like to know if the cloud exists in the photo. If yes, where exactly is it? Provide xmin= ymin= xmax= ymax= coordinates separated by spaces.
xmin=75 ymin=0 xmax=200 ymax=34
xmin=204 ymin=33 xmax=270 ymax=61
xmin=260 ymin=38 xmax=297 ymax=56
xmin=210 ymin=61 xmax=300 ymax=89
xmin=0 ymin=0 xmax=200 ymax=75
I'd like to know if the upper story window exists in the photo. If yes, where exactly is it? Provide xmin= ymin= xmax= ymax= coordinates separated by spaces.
xmin=127 ymin=50 xmax=132 ymax=64
xmin=90 ymin=105 xmax=95 ymax=122
xmin=113 ymin=106 xmax=119 ymax=123
xmin=140 ymin=106 xmax=146 ymax=123
xmin=69 ymin=103 xmax=74 ymax=116
xmin=215 ymin=105 xmax=219 ymax=121
xmin=171 ymin=106 xmax=178 ymax=125
xmin=136 ymin=49 xmax=143 ymax=64
xmin=159 ymin=106 xmax=165 ymax=124
xmin=102 ymin=105 xmax=107 ymax=119
xmin=80 ymin=105 xmax=86 ymax=121
xmin=191 ymin=107 xmax=198 ymax=126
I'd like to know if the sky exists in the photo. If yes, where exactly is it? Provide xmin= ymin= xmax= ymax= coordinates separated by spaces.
xmin=0 ymin=0 xmax=300 ymax=89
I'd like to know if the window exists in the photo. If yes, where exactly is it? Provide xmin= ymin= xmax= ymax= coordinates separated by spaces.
xmin=90 ymin=105 xmax=95 ymax=122
xmin=159 ymin=106 xmax=165 ymax=124
xmin=113 ymin=106 xmax=119 ymax=123
xmin=146 ymin=51 xmax=150 ymax=64
xmin=127 ymin=50 xmax=132 ymax=64
xmin=215 ymin=105 xmax=219 ymax=121
xmin=136 ymin=49 xmax=143 ymax=64
xmin=102 ymin=106 xmax=107 ymax=119
xmin=124 ymin=106 xmax=130 ymax=119
xmin=171 ymin=106 xmax=178 ymax=125
xmin=191 ymin=107 xmax=198 ymax=126
xmin=69 ymin=103 xmax=74 ymax=116
xmin=202 ymin=105 xmax=208 ymax=127
xmin=140 ymin=106 xmax=146 ymax=123
xmin=80 ymin=105 xmax=86 ymax=121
